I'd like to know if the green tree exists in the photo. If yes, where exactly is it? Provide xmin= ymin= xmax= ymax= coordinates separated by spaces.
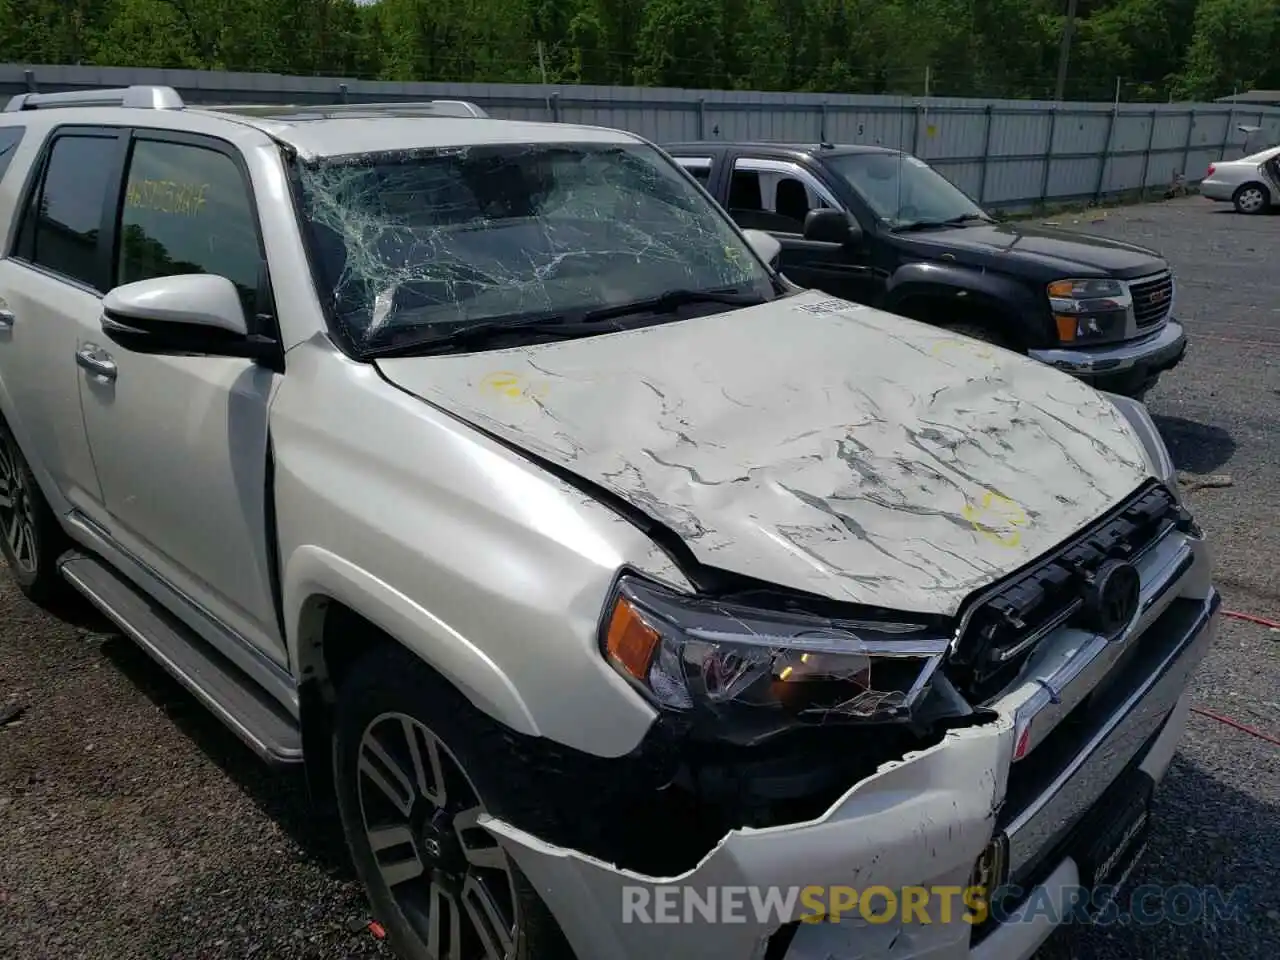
xmin=0 ymin=0 xmax=1276 ymax=103
xmin=1174 ymin=0 xmax=1280 ymax=99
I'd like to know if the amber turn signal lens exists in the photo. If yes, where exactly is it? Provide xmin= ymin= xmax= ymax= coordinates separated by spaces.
xmin=1046 ymin=280 xmax=1076 ymax=298
xmin=1054 ymin=314 xmax=1077 ymax=342
xmin=605 ymin=598 xmax=661 ymax=680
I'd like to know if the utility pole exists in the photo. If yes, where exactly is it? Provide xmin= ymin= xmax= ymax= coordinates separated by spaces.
xmin=1054 ymin=0 xmax=1079 ymax=102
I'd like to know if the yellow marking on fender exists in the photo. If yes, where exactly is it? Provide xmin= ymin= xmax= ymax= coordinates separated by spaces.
xmin=962 ymin=491 xmax=1028 ymax=548
xmin=479 ymin=371 xmax=547 ymax=402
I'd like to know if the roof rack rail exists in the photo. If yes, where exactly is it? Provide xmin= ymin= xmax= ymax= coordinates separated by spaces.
xmin=204 ymin=99 xmax=490 ymax=120
xmin=4 ymin=85 xmax=185 ymax=112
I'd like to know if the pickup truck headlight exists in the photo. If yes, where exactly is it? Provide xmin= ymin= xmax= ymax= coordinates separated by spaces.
xmin=1047 ymin=278 xmax=1129 ymax=344
xmin=601 ymin=574 xmax=949 ymax=742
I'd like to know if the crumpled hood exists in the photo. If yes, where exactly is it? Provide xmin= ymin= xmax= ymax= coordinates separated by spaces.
xmin=377 ymin=291 xmax=1153 ymax=616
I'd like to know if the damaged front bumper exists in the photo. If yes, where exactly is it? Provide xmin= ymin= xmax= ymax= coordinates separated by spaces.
xmin=481 ymin=532 xmax=1219 ymax=960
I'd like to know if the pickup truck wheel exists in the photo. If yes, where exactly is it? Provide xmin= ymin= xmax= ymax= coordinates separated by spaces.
xmin=1232 ymin=183 xmax=1270 ymax=215
xmin=0 ymin=421 xmax=70 ymax=605
xmin=333 ymin=645 xmax=576 ymax=960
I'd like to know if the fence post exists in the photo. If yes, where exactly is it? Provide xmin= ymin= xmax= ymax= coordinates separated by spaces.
xmin=977 ymin=104 xmax=994 ymax=204
xmin=1040 ymin=107 xmax=1058 ymax=204
xmin=1220 ymin=106 xmax=1235 ymax=160
xmin=1093 ymin=102 xmax=1119 ymax=204
xmin=1180 ymin=109 xmax=1195 ymax=177
xmin=697 ymin=98 xmax=706 ymax=140
xmin=911 ymin=100 xmax=922 ymax=155
xmin=23 ymin=69 xmax=36 ymax=92
xmin=337 ymin=82 xmax=348 ymax=104
xmin=549 ymin=92 xmax=560 ymax=123
xmin=820 ymin=100 xmax=829 ymax=143
xmin=1139 ymin=108 xmax=1157 ymax=197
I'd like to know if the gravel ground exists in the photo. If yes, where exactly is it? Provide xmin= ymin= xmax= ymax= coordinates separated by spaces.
xmin=1 ymin=195 xmax=1278 ymax=959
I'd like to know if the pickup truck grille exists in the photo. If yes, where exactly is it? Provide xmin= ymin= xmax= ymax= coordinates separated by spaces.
xmin=1129 ymin=273 xmax=1174 ymax=329
xmin=946 ymin=481 xmax=1185 ymax=703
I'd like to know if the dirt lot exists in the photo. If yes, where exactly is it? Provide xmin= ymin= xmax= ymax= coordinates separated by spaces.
xmin=1 ymin=195 xmax=1278 ymax=959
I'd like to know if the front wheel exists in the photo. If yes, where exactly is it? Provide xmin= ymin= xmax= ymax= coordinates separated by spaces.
xmin=1232 ymin=182 xmax=1271 ymax=215
xmin=332 ymin=643 xmax=577 ymax=960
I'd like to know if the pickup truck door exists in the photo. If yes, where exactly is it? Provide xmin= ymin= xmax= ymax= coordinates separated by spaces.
xmin=719 ymin=155 xmax=882 ymax=304
xmin=76 ymin=129 xmax=286 ymax=666
xmin=0 ymin=127 xmax=122 ymax=526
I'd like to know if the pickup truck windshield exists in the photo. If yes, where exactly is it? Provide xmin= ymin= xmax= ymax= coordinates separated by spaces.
xmin=825 ymin=152 xmax=988 ymax=228
xmin=293 ymin=141 xmax=774 ymax=353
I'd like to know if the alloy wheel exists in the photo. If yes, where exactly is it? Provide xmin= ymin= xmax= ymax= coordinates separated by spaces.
xmin=357 ymin=712 xmax=519 ymax=960
xmin=1237 ymin=187 xmax=1266 ymax=213
xmin=0 ymin=433 xmax=37 ymax=575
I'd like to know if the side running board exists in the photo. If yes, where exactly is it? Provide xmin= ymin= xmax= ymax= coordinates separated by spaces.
xmin=59 ymin=552 xmax=303 ymax=766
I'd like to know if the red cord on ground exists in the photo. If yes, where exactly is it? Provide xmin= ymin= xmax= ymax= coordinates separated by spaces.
xmin=1190 ymin=707 xmax=1280 ymax=748
xmin=1222 ymin=609 xmax=1280 ymax=630
xmin=368 ymin=921 xmax=386 ymax=940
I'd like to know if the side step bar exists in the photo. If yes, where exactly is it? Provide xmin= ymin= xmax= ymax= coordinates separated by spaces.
xmin=59 ymin=552 xmax=303 ymax=766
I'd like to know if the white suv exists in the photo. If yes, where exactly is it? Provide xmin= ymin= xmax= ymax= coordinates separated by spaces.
xmin=0 ymin=86 xmax=1218 ymax=960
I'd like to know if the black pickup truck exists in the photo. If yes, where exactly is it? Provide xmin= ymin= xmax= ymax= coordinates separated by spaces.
xmin=664 ymin=141 xmax=1187 ymax=398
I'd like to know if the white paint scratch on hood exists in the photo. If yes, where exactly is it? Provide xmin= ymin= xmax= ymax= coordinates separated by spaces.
xmin=378 ymin=291 xmax=1152 ymax=615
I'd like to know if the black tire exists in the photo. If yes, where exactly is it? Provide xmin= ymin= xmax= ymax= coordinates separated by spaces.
xmin=1232 ymin=182 xmax=1270 ymax=215
xmin=332 ymin=643 xmax=577 ymax=960
xmin=0 ymin=419 xmax=72 ymax=606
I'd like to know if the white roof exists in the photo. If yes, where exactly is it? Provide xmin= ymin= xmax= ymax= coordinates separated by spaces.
xmin=192 ymin=112 xmax=643 ymax=159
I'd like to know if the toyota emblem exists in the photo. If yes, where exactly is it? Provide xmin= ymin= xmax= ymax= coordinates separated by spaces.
xmin=1082 ymin=560 xmax=1141 ymax=640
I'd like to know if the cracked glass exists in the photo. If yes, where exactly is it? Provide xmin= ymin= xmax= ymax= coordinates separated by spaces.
xmin=292 ymin=142 xmax=775 ymax=354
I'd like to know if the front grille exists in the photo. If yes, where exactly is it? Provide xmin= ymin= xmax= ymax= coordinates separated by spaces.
xmin=945 ymin=482 xmax=1184 ymax=702
xmin=1129 ymin=273 xmax=1173 ymax=329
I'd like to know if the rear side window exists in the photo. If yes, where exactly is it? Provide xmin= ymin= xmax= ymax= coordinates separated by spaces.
xmin=117 ymin=137 xmax=263 ymax=317
xmin=674 ymin=158 xmax=713 ymax=186
xmin=0 ymin=127 xmax=26 ymax=183
xmin=21 ymin=133 xmax=119 ymax=288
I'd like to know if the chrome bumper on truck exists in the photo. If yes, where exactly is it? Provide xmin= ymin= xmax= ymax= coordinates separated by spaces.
xmin=481 ymin=527 xmax=1217 ymax=960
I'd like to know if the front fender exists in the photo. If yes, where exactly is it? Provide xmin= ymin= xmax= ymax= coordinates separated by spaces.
xmin=884 ymin=262 xmax=1051 ymax=347
xmin=270 ymin=336 xmax=682 ymax=759
xmin=284 ymin=545 xmax=541 ymax=738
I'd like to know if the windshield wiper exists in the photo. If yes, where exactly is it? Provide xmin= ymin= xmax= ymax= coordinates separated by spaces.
xmin=574 ymin=287 xmax=767 ymax=325
xmin=363 ymin=287 xmax=768 ymax=359
xmin=893 ymin=212 xmax=994 ymax=232
xmin=363 ymin=312 xmax=578 ymax=358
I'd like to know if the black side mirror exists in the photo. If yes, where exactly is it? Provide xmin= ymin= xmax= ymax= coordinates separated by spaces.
xmin=804 ymin=208 xmax=862 ymax=246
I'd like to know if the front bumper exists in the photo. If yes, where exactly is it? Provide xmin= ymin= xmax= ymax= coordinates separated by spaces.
xmin=1028 ymin=320 xmax=1187 ymax=395
xmin=481 ymin=534 xmax=1219 ymax=960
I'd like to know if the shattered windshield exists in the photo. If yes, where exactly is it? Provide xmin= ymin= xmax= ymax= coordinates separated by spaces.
xmin=293 ymin=141 xmax=775 ymax=354
xmin=825 ymin=152 xmax=989 ymax=228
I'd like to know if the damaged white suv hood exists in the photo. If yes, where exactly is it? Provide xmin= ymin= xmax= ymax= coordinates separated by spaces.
xmin=378 ymin=291 xmax=1153 ymax=615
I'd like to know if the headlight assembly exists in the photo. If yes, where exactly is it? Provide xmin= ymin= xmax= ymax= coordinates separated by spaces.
xmin=1047 ymin=278 xmax=1129 ymax=344
xmin=600 ymin=574 xmax=950 ymax=743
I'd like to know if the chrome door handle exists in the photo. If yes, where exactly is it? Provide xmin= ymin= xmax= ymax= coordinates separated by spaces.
xmin=0 ymin=309 xmax=13 ymax=329
xmin=75 ymin=345 xmax=117 ymax=382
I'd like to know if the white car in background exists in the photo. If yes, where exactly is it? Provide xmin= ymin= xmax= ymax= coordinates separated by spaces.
xmin=1200 ymin=145 xmax=1280 ymax=214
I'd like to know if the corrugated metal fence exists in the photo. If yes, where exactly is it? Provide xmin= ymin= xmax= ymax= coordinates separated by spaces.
xmin=5 ymin=63 xmax=1280 ymax=212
